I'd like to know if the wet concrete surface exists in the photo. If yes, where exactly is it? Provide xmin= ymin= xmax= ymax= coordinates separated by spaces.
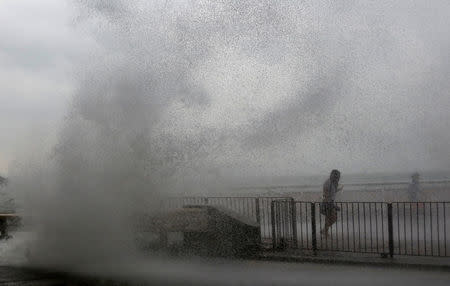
xmin=0 ymin=232 xmax=448 ymax=285
xmin=260 ymin=249 xmax=450 ymax=270
xmin=0 ymin=267 xmax=63 ymax=285
xmin=0 ymin=258 xmax=448 ymax=286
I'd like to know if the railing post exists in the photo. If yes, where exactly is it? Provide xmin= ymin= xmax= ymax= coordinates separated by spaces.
xmin=271 ymin=200 xmax=276 ymax=250
xmin=311 ymin=202 xmax=317 ymax=254
xmin=255 ymin=198 xmax=261 ymax=224
xmin=388 ymin=203 xmax=394 ymax=258
xmin=255 ymin=198 xmax=262 ymax=245
xmin=291 ymin=199 xmax=298 ymax=248
xmin=203 ymin=197 xmax=209 ymax=205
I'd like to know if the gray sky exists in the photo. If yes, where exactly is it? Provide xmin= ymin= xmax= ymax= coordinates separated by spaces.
xmin=1 ymin=0 xmax=449 ymax=179
xmin=0 ymin=0 xmax=94 ymax=174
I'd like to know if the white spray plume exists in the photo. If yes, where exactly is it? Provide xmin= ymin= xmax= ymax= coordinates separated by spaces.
xmin=4 ymin=0 xmax=450 ymax=267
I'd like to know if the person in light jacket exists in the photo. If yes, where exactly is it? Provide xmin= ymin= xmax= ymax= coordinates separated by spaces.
xmin=320 ymin=169 xmax=343 ymax=238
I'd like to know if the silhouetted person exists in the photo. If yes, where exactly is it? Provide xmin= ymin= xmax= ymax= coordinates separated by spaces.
xmin=320 ymin=169 xmax=343 ymax=238
xmin=407 ymin=172 xmax=421 ymax=201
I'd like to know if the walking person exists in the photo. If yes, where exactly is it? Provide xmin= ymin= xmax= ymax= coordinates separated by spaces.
xmin=320 ymin=169 xmax=343 ymax=238
xmin=407 ymin=172 xmax=421 ymax=202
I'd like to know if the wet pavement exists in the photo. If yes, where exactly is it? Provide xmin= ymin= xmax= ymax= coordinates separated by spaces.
xmin=0 ymin=267 xmax=62 ymax=285
xmin=0 ymin=258 xmax=448 ymax=286
xmin=259 ymin=249 xmax=450 ymax=270
xmin=0 ymin=232 xmax=449 ymax=285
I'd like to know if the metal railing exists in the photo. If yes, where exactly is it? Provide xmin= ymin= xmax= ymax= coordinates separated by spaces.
xmin=391 ymin=202 xmax=448 ymax=257
xmin=271 ymin=198 xmax=297 ymax=250
xmin=277 ymin=202 xmax=390 ymax=255
xmin=161 ymin=197 xmax=449 ymax=257
xmin=272 ymin=201 xmax=449 ymax=257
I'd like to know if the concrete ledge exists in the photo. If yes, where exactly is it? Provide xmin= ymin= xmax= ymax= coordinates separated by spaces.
xmin=258 ymin=251 xmax=450 ymax=271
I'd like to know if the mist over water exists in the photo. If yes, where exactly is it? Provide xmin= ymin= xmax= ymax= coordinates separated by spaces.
xmin=4 ymin=0 xmax=450 ymax=269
